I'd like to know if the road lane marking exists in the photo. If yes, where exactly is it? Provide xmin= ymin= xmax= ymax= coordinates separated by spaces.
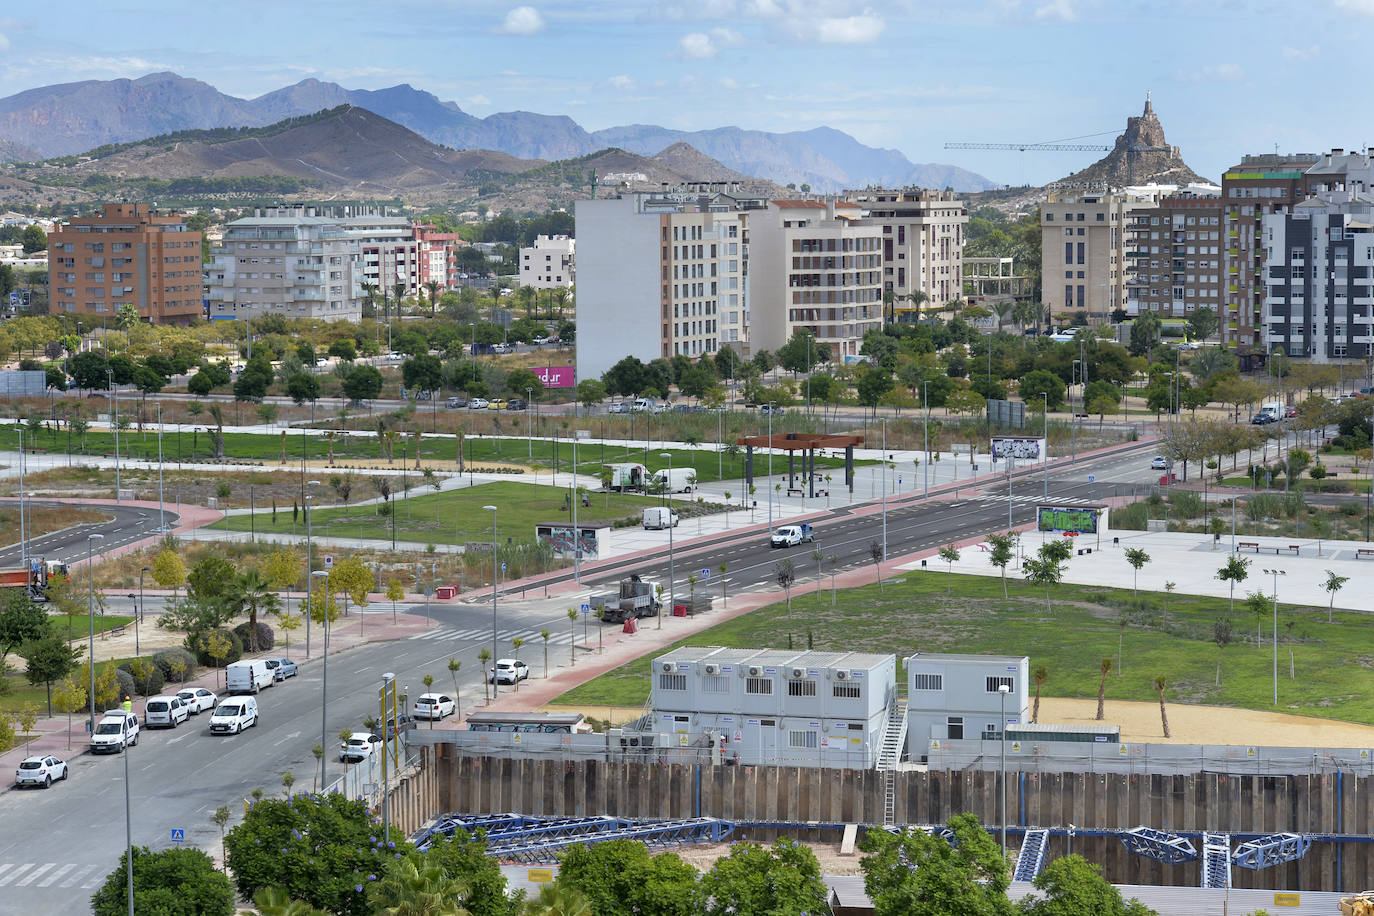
xmin=37 ymin=863 xmax=75 ymax=887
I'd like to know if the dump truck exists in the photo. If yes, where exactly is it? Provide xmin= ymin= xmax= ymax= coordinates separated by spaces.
xmin=0 ymin=558 xmax=56 ymax=600
xmin=588 ymin=574 xmax=662 ymax=624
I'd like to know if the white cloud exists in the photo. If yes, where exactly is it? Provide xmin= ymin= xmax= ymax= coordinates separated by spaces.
xmin=1334 ymin=0 xmax=1374 ymax=13
xmin=802 ymin=13 xmax=884 ymax=43
xmin=463 ymin=93 xmax=492 ymax=107
xmin=0 ymin=32 xmax=9 ymax=53
xmin=1175 ymin=63 xmax=1245 ymax=82
xmin=1034 ymin=0 xmax=1078 ymax=21
xmin=680 ymin=32 xmax=717 ymax=58
xmin=1282 ymin=44 xmax=1319 ymax=60
xmin=495 ymin=6 xmax=545 ymax=35
xmin=609 ymin=74 xmax=634 ymax=89
xmin=718 ymin=76 xmax=739 ymax=89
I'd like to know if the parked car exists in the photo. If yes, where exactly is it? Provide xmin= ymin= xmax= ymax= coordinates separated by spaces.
xmin=760 ymin=404 xmax=782 ymax=415
xmin=446 ymin=397 xmax=468 ymax=409
xmin=15 ymin=755 xmax=67 ymax=788
xmin=144 ymin=695 xmax=190 ymax=729
xmin=489 ymin=659 xmax=530 ymax=685
xmin=91 ymin=711 xmax=140 ymax=754
xmin=608 ymin=401 xmax=628 ymax=414
xmin=770 ymin=524 xmax=815 ymax=548
xmin=488 ymin=398 xmax=508 ymax=410
xmin=175 ymin=687 xmax=217 ymax=715
xmin=506 ymin=398 xmax=527 ymax=411
xmin=339 ymin=733 xmax=382 ymax=762
xmin=383 ymin=714 xmax=416 ymax=738
xmin=492 ymin=343 xmax=513 ymax=354
xmin=209 ymin=697 xmax=259 ymax=735
xmin=1150 ymin=456 xmax=1169 ymax=470
xmin=469 ymin=398 xmax=490 ymax=410
xmin=265 ymin=657 xmax=299 ymax=681
xmin=532 ymin=335 xmax=549 ymax=345
xmin=1284 ymin=406 xmax=1298 ymax=418
xmin=413 ymin=693 xmax=456 ymax=720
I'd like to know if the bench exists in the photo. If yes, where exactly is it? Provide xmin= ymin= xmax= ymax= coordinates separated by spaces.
xmin=1239 ymin=541 xmax=1299 ymax=555
xmin=1238 ymin=542 xmax=1260 ymax=552
xmin=110 ymin=624 xmax=125 ymax=637
xmin=786 ymin=488 xmax=806 ymax=497
xmin=1357 ymin=548 xmax=1374 ymax=560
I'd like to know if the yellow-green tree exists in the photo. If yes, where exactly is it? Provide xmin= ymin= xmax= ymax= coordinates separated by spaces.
xmin=329 ymin=558 xmax=373 ymax=615
xmin=276 ymin=612 xmax=301 ymax=647
xmin=52 ymin=674 xmax=86 ymax=749
xmin=79 ymin=661 xmax=120 ymax=713
xmin=204 ymin=630 xmax=233 ymax=691
xmin=262 ymin=548 xmax=302 ymax=624
xmin=386 ymin=579 xmax=405 ymax=624
xmin=15 ymin=706 xmax=38 ymax=752
xmin=151 ymin=548 xmax=187 ymax=598
xmin=308 ymin=580 xmax=340 ymax=626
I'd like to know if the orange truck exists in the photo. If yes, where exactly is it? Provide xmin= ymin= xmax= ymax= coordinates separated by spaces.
xmin=0 ymin=559 xmax=57 ymax=600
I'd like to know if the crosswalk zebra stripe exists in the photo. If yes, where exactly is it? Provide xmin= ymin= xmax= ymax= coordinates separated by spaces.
xmin=74 ymin=863 xmax=104 ymax=888
xmin=15 ymin=863 xmax=53 ymax=886
xmin=0 ymin=863 xmax=33 ymax=886
xmin=36 ymin=863 xmax=74 ymax=887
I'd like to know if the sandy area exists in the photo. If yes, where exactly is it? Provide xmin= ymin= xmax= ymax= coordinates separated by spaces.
xmin=1038 ymin=697 xmax=1374 ymax=747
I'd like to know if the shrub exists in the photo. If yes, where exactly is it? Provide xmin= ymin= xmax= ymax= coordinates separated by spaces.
xmin=1112 ymin=501 xmax=1148 ymax=531
xmin=1145 ymin=493 xmax=1164 ymax=508
xmin=193 ymin=628 xmax=243 ymax=668
xmin=1246 ymin=493 xmax=1283 ymax=521
xmin=1167 ymin=491 xmax=1203 ymax=519
xmin=152 ymin=647 xmax=198 ymax=683
xmin=232 ymin=621 xmax=275 ymax=654
xmin=113 ymin=668 xmax=136 ymax=708
xmin=1310 ymin=464 xmax=1327 ymax=479
xmin=1341 ymin=501 xmax=1364 ymax=517
xmin=118 ymin=661 xmax=164 ymax=697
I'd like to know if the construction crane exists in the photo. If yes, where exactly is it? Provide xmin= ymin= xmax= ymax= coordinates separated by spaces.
xmin=945 ymin=141 xmax=1174 ymax=186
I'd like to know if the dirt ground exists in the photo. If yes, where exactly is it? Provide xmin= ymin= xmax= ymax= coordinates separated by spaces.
xmin=1039 ymin=697 xmax=1374 ymax=747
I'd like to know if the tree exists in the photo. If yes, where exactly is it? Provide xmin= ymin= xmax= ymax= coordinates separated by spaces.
xmin=1215 ymin=554 xmax=1250 ymax=615
xmin=1095 ymin=657 xmax=1112 ymax=720
xmin=1323 ymin=570 xmax=1350 ymax=624
xmin=24 ymin=636 xmax=83 ymax=715
xmin=859 ymin=813 xmax=1013 ymax=916
xmin=555 ymin=839 xmax=698 ymax=916
xmin=1031 ymin=665 xmax=1048 ymax=723
xmin=676 ymin=363 xmax=718 ymax=399
xmin=856 ymin=366 xmax=895 ymax=413
xmin=1019 ymin=854 xmax=1156 ymax=916
xmin=775 ymin=559 xmax=795 ymax=620
xmin=132 ymin=363 xmax=165 ymax=400
xmin=328 ymin=338 xmax=357 ymax=361
xmin=1186 ymin=305 xmax=1219 ymax=343
xmin=937 ymin=544 xmax=960 ymax=592
xmin=694 ymin=839 xmax=828 ymax=916
xmin=522 ymin=885 xmax=591 ymax=916
xmin=575 ymin=379 xmax=606 ymax=414
xmin=1023 ymin=539 xmax=1071 ymax=613
xmin=286 ymin=372 xmax=320 ymax=407
xmin=869 ymin=540 xmax=884 ymax=592
xmin=1213 ymin=617 xmax=1234 ymax=685
xmin=53 ymin=673 xmax=86 ymax=748
xmin=987 ymin=532 xmax=1016 ymax=600
xmin=20 ymin=224 xmax=46 ymax=255
xmin=1123 ymin=547 xmax=1150 ymax=596
xmin=0 ymin=590 xmax=49 ymax=667
xmin=505 ymin=367 xmax=545 ymax=400
xmin=386 ymin=579 xmax=405 ymax=625
xmin=366 ymin=857 xmax=472 ymax=916
xmin=1019 ymin=369 xmax=1066 ymax=410
xmin=1153 ymin=676 xmax=1171 ymax=739
xmin=403 ymin=354 xmax=445 ymax=394
xmin=342 ymin=364 xmax=383 ymax=403
xmin=67 ymin=350 xmax=111 ymax=390
xmin=227 ymin=569 xmax=279 ymax=652
xmin=233 ymin=358 xmax=274 ymax=402
xmin=90 ymin=846 xmax=234 ymax=916
xmin=151 ymin=548 xmax=187 ymax=598
xmin=224 ymin=793 xmax=404 ymax=916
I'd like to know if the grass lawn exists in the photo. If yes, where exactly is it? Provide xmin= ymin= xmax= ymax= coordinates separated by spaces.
xmin=556 ymin=570 xmax=1374 ymax=724
xmin=210 ymin=481 xmax=666 ymax=545
xmin=1 ymin=633 xmax=139 ymax=716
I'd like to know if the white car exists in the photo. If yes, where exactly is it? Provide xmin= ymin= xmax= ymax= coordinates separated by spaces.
xmin=15 ymin=755 xmax=67 ymax=788
xmin=608 ymin=402 xmax=628 ymax=414
xmin=413 ymin=693 xmax=456 ymax=720
xmin=468 ymin=398 xmax=490 ymax=410
xmin=339 ymin=733 xmax=382 ymax=762
xmin=144 ymin=695 xmax=190 ymax=729
xmin=91 ymin=712 xmax=140 ymax=754
xmin=176 ymin=687 xmax=217 ymax=715
xmin=1150 ymin=455 xmax=1169 ymax=470
xmin=489 ymin=659 xmax=530 ymax=685
xmin=209 ymin=697 xmax=259 ymax=735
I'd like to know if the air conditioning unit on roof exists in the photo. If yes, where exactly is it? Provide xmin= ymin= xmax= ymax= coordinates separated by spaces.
xmin=748 ymin=665 xmax=762 ymax=677
xmin=660 ymin=662 xmax=674 ymax=674
xmin=704 ymin=663 xmax=719 ymax=675
xmin=791 ymin=667 xmax=805 ymax=679
xmin=835 ymin=670 xmax=849 ymax=680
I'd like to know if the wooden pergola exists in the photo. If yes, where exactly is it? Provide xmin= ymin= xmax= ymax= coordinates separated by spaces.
xmin=734 ymin=432 xmax=866 ymax=498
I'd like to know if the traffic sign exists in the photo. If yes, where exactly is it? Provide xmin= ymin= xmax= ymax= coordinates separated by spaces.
xmin=170 ymin=828 xmax=185 ymax=843
xmin=1088 ymin=474 xmax=1096 ymax=483
xmin=701 ymin=568 xmax=710 ymax=579
xmin=324 ymin=556 xmax=334 ymax=569
xmin=581 ymin=602 xmax=590 ymax=615
xmin=501 ymin=562 xmax=507 ymax=573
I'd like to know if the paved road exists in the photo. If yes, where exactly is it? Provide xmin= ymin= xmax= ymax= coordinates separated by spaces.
xmin=0 ymin=440 xmax=1159 ymax=914
xmin=0 ymin=501 xmax=175 ymax=571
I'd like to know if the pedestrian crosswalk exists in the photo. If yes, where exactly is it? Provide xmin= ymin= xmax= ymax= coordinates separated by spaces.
xmin=976 ymin=493 xmax=1100 ymax=506
xmin=0 ymin=861 xmax=104 ymax=889
xmin=409 ymin=625 xmax=578 ymax=644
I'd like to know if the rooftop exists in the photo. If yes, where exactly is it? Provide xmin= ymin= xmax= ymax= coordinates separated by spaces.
xmin=657 ymin=646 xmax=894 ymax=669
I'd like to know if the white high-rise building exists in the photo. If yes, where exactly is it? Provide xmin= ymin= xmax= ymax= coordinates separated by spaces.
xmin=845 ymin=188 xmax=967 ymax=318
xmin=519 ymin=235 xmax=575 ymax=289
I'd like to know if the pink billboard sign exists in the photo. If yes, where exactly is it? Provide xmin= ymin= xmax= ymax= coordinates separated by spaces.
xmin=535 ymin=366 xmax=575 ymax=388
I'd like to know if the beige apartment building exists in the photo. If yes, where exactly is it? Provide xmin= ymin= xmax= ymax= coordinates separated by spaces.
xmin=1125 ymin=189 xmax=1224 ymax=320
xmin=748 ymin=199 xmax=883 ymax=360
xmin=847 ymin=188 xmax=966 ymax=319
xmin=48 ymin=203 xmax=203 ymax=325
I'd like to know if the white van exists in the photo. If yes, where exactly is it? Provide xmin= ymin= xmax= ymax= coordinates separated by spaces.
xmin=226 ymin=659 xmax=274 ymax=695
xmin=631 ymin=397 xmax=655 ymax=412
xmin=642 ymin=507 xmax=679 ymax=530
xmin=209 ymin=696 xmax=259 ymax=735
xmin=91 ymin=711 xmax=140 ymax=754
xmin=144 ymin=695 xmax=189 ymax=729
xmin=651 ymin=468 xmax=695 ymax=493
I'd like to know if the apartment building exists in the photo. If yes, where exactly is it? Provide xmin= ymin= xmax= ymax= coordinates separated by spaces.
xmin=1262 ymin=192 xmax=1374 ymax=362
xmin=1124 ymin=188 xmax=1224 ymax=321
xmin=1220 ymin=153 xmax=1319 ymax=350
xmin=748 ymin=200 xmax=883 ymax=359
xmin=576 ymin=190 xmax=757 ymax=380
xmin=1041 ymin=188 xmax=1158 ymax=322
xmin=48 ymin=203 xmax=202 ymax=325
xmin=413 ymin=226 xmax=468 ymax=290
xmin=518 ymin=234 xmax=575 ymax=289
xmin=846 ymin=188 xmax=966 ymax=318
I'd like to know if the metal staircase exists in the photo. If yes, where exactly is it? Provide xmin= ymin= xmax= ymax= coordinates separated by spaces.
xmin=1014 ymin=828 xmax=1050 ymax=881
xmin=1200 ymin=832 xmax=1232 ymax=889
xmin=875 ymin=694 xmax=908 ymax=827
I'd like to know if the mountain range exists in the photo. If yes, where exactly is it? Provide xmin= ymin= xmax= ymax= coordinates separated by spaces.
xmin=0 ymin=71 xmax=997 ymax=192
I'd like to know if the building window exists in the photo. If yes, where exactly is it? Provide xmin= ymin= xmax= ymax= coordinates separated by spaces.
xmin=702 ymin=675 xmax=729 ymax=693
xmin=788 ymin=730 xmax=818 ymax=749
xmin=746 ymin=677 xmax=773 ymax=695
xmin=912 ymin=673 xmax=944 ymax=691
xmin=986 ymin=676 xmax=1015 ymax=693
xmin=658 ymin=674 xmax=687 ymax=691
xmin=833 ymin=682 xmax=862 ymax=699
xmin=787 ymin=679 xmax=817 ymax=697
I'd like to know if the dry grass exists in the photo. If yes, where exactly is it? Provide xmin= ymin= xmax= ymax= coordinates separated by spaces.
xmin=0 ymin=467 xmax=315 ymax=509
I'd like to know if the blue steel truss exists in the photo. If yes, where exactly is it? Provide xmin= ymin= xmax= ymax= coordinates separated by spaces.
xmin=1014 ymin=828 xmax=1049 ymax=881
xmin=414 ymin=814 xmax=624 ymax=851
xmin=1200 ymin=833 xmax=1231 ymax=889
xmin=1119 ymin=827 xmax=1198 ymax=865
xmin=413 ymin=814 xmax=733 ymax=863
xmin=1232 ymin=833 xmax=1312 ymax=870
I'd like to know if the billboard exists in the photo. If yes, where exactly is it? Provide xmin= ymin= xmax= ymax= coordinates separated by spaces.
xmin=1037 ymin=505 xmax=1099 ymax=534
xmin=991 ymin=437 xmax=1045 ymax=461
xmin=535 ymin=366 xmax=575 ymax=388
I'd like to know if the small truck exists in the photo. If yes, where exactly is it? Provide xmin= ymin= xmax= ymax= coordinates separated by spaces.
xmin=589 ymin=574 xmax=662 ymax=624
xmin=770 ymin=523 xmax=815 ymax=548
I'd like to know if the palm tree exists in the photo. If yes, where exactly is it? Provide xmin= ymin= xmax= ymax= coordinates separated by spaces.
xmin=367 ymin=858 xmax=472 ymax=916
xmin=540 ymin=628 xmax=551 ymax=677
xmin=522 ymin=885 xmax=592 ymax=916
xmin=228 ymin=569 xmax=279 ymax=652
xmin=881 ymin=289 xmax=895 ymax=327
xmin=511 ymin=637 xmax=526 ymax=690
xmin=1153 ymin=675 xmax=1171 ymax=738
xmin=425 ymin=280 xmax=441 ymax=319
xmin=253 ymin=886 xmax=328 ymax=916
xmin=361 ymin=282 xmax=378 ymax=319
xmin=517 ymin=285 xmax=537 ymax=319
xmin=905 ymin=289 xmax=929 ymax=323
xmin=392 ymin=281 xmax=407 ymax=315
xmin=1031 ymin=665 xmax=1048 ymax=723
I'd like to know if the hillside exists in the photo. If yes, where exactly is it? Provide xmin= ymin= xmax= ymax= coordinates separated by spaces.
xmin=1058 ymin=95 xmax=1207 ymax=188
xmin=0 ymin=71 xmax=997 ymax=192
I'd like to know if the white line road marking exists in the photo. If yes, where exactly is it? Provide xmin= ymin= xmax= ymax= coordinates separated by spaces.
xmin=37 ymin=863 xmax=75 ymax=887
xmin=15 ymin=863 xmax=53 ymax=886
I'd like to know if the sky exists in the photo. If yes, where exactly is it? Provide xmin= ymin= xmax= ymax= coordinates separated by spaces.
xmin=0 ymin=0 xmax=1368 ymax=186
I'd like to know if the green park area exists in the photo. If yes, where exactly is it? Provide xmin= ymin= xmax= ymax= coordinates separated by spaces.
xmin=211 ymin=480 xmax=666 ymax=546
xmin=557 ymin=565 xmax=1374 ymax=725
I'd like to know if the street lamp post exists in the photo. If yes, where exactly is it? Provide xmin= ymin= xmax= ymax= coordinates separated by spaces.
xmin=766 ymin=402 xmax=775 ymax=532
xmin=922 ymin=381 xmax=929 ymax=498
xmin=572 ymin=436 xmax=581 ymax=583
xmin=1041 ymin=393 xmax=1049 ymax=501
xmin=304 ymin=480 xmax=320 ymax=657
xmin=661 ymin=453 xmax=675 ymax=623
xmin=137 ymin=565 xmax=148 ymax=656
xmin=108 ymin=369 xmax=121 ymax=502
xmin=1070 ymin=359 xmax=1081 ymax=462
xmin=881 ymin=418 xmax=888 ymax=561
xmin=87 ymin=532 xmax=104 ymax=734
xmin=380 ymin=671 xmax=394 ymax=837
xmin=312 ymin=568 xmax=330 ymax=790
xmin=156 ymin=403 xmax=165 ymax=530
xmin=1263 ymin=568 xmax=1286 ymax=706
xmin=998 ymin=683 xmax=1010 ymax=855
xmin=123 ymin=714 xmax=134 ymax=916
xmin=483 ymin=506 xmax=499 ymax=698
xmin=526 ymin=387 xmax=533 ymax=458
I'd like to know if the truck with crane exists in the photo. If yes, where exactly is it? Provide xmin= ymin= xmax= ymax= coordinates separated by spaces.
xmin=588 ymin=574 xmax=662 ymax=624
